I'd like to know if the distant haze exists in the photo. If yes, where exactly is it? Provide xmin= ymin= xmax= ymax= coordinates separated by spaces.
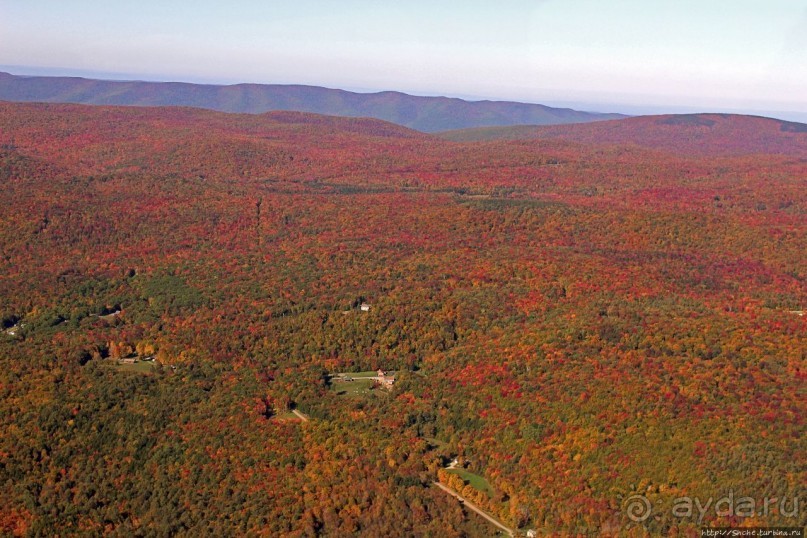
xmin=1 ymin=1 xmax=805 ymax=121
xmin=0 ymin=72 xmax=625 ymax=132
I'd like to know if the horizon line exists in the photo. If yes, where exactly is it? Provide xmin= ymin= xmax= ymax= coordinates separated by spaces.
xmin=1 ymin=64 xmax=806 ymax=124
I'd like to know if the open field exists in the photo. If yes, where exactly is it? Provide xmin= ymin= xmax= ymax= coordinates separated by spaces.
xmin=330 ymin=377 xmax=378 ymax=396
xmin=115 ymin=361 xmax=155 ymax=373
xmin=328 ymin=371 xmax=393 ymax=397
xmin=446 ymin=468 xmax=494 ymax=497
xmin=339 ymin=371 xmax=379 ymax=379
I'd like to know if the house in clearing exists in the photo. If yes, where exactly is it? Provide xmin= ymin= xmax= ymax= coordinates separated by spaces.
xmin=360 ymin=303 xmax=371 ymax=312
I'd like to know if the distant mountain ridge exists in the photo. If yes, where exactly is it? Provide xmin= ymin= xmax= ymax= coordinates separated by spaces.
xmin=0 ymin=71 xmax=623 ymax=132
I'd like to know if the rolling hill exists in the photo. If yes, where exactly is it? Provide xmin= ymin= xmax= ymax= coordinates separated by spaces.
xmin=0 ymin=102 xmax=803 ymax=536
xmin=438 ymin=113 xmax=807 ymax=156
xmin=0 ymin=71 xmax=624 ymax=132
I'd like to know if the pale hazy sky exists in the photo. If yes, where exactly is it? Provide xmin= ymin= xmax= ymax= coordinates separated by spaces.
xmin=1 ymin=0 xmax=806 ymax=118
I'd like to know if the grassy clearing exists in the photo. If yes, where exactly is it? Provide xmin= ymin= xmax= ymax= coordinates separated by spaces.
xmin=115 ymin=361 xmax=155 ymax=373
xmin=341 ymin=371 xmax=379 ymax=378
xmin=446 ymin=468 xmax=493 ymax=496
xmin=328 ymin=371 xmax=394 ymax=398
xmin=330 ymin=377 xmax=384 ymax=397
xmin=274 ymin=411 xmax=302 ymax=421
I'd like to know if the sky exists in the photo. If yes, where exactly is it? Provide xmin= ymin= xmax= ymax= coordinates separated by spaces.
xmin=1 ymin=0 xmax=806 ymax=120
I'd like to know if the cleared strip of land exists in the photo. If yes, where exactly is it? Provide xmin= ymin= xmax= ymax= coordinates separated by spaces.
xmin=432 ymin=481 xmax=514 ymax=537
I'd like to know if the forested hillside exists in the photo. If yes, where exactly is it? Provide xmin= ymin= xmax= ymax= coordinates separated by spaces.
xmin=439 ymin=113 xmax=807 ymax=156
xmin=0 ymin=102 xmax=804 ymax=536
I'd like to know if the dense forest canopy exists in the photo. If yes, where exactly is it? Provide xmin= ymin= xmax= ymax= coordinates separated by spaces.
xmin=0 ymin=102 xmax=804 ymax=536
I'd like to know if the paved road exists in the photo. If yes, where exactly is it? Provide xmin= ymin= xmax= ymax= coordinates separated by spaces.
xmin=432 ymin=481 xmax=514 ymax=537
xmin=291 ymin=409 xmax=309 ymax=422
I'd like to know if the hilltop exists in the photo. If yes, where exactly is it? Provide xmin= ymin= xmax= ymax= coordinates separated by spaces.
xmin=0 ymin=71 xmax=624 ymax=132
xmin=438 ymin=113 xmax=807 ymax=156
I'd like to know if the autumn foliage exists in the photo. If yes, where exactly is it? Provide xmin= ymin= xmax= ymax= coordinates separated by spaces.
xmin=0 ymin=102 xmax=804 ymax=535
